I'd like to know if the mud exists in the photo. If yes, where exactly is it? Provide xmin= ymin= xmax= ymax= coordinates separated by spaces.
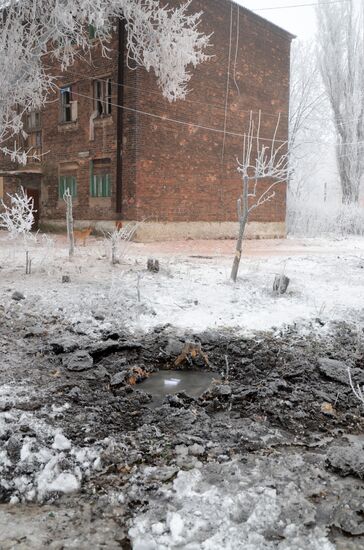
xmin=1 ymin=305 xmax=364 ymax=548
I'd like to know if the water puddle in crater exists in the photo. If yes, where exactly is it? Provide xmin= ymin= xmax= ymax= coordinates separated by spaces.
xmin=141 ymin=370 xmax=216 ymax=407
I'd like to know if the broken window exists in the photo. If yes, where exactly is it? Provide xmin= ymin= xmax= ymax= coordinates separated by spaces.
xmin=90 ymin=159 xmax=111 ymax=197
xmin=60 ymin=86 xmax=77 ymax=123
xmin=93 ymin=78 xmax=112 ymax=116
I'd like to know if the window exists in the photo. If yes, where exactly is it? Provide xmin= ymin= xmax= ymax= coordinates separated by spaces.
xmin=27 ymin=131 xmax=41 ymax=149
xmin=60 ymin=86 xmax=77 ymax=123
xmin=59 ymin=175 xmax=77 ymax=198
xmin=93 ymin=78 xmax=112 ymax=116
xmin=25 ymin=111 xmax=41 ymax=131
xmin=90 ymin=159 xmax=111 ymax=197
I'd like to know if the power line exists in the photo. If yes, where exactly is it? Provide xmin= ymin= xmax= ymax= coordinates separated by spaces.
xmin=253 ymin=0 xmax=349 ymax=11
xmin=69 ymin=89 xmax=289 ymax=144
xmin=55 ymin=68 xmax=290 ymax=122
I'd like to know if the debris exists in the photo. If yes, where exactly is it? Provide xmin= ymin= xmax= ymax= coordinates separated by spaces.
xmin=318 ymin=358 xmax=364 ymax=386
xmin=11 ymin=291 xmax=25 ymax=301
xmin=273 ymin=274 xmax=290 ymax=295
xmin=326 ymin=441 xmax=364 ymax=478
xmin=62 ymin=350 xmax=94 ymax=372
xmin=62 ymin=275 xmax=71 ymax=283
xmin=321 ymin=402 xmax=336 ymax=417
xmin=147 ymin=258 xmax=160 ymax=273
xmin=174 ymin=342 xmax=209 ymax=367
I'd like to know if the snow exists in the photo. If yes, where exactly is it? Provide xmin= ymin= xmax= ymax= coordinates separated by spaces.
xmin=45 ymin=472 xmax=80 ymax=494
xmin=1 ymin=234 xmax=364 ymax=335
xmin=129 ymin=459 xmax=335 ymax=550
xmin=52 ymin=433 xmax=72 ymax=451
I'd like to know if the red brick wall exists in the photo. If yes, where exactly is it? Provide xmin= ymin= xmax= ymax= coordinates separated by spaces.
xmin=40 ymin=32 xmax=120 ymax=221
xmin=131 ymin=0 xmax=291 ymax=224
xmin=0 ymin=1 xmax=291 ymax=228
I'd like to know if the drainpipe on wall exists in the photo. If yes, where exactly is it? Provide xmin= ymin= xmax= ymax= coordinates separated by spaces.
xmin=89 ymin=110 xmax=98 ymax=142
xmin=116 ymin=19 xmax=125 ymax=216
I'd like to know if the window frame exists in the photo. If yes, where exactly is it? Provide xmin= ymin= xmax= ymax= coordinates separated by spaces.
xmin=60 ymin=86 xmax=73 ymax=123
xmin=93 ymin=78 xmax=112 ymax=117
xmin=59 ymin=174 xmax=77 ymax=199
xmin=89 ymin=159 xmax=111 ymax=197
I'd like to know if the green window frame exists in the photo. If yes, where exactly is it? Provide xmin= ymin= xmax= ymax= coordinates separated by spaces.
xmin=90 ymin=174 xmax=111 ymax=197
xmin=59 ymin=175 xmax=77 ymax=198
xmin=89 ymin=160 xmax=111 ymax=197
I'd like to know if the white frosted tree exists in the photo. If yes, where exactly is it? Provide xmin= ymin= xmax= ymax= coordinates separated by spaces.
xmin=316 ymin=0 xmax=364 ymax=204
xmin=0 ymin=186 xmax=35 ymax=273
xmin=289 ymin=40 xmax=327 ymax=201
xmin=231 ymin=112 xmax=289 ymax=282
xmin=0 ymin=0 xmax=209 ymax=162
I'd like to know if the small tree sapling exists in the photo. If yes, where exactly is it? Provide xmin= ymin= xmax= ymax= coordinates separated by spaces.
xmin=231 ymin=112 xmax=289 ymax=282
xmin=106 ymin=223 xmax=139 ymax=265
xmin=63 ymin=189 xmax=74 ymax=258
xmin=0 ymin=186 xmax=35 ymax=273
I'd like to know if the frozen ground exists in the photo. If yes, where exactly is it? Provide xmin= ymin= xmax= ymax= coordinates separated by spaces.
xmin=1 ymin=233 xmax=364 ymax=549
xmin=0 ymin=233 xmax=364 ymax=334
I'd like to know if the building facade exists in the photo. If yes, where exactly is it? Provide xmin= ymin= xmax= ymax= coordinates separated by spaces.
xmin=0 ymin=0 xmax=293 ymax=240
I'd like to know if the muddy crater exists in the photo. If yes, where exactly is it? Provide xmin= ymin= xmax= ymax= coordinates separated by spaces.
xmin=141 ymin=370 xmax=216 ymax=407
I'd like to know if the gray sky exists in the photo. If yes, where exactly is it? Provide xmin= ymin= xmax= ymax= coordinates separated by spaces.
xmin=237 ymin=0 xmax=317 ymax=39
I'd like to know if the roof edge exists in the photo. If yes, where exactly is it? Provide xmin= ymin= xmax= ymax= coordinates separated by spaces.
xmin=226 ymin=0 xmax=296 ymax=41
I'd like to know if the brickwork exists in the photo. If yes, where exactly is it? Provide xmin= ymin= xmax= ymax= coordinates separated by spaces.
xmin=132 ymin=0 xmax=291 ymax=225
xmin=0 ymin=0 xmax=292 ymax=235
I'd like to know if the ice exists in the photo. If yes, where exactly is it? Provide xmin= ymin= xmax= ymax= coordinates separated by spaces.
xmin=46 ymin=473 xmax=80 ymax=494
xmin=168 ymin=512 xmax=184 ymax=541
xmin=52 ymin=433 xmax=72 ymax=451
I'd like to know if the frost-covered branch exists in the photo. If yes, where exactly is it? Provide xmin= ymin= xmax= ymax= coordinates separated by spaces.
xmin=0 ymin=0 xmax=210 ymax=162
xmin=0 ymin=187 xmax=35 ymax=238
xmin=348 ymin=366 xmax=364 ymax=406
xmin=231 ymin=112 xmax=289 ymax=282
xmin=317 ymin=0 xmax=364 ymax=204
xmin=106 ymin=223 xmax=138 ymax=265
xmin=0 ymin=186 xmax=36 ymax=273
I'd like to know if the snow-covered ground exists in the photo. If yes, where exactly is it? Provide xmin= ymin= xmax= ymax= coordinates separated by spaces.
xmin=1 ymin=233 xmax=364 ymax=549
xmin=1 ymin=233 xmax=364 ymax=334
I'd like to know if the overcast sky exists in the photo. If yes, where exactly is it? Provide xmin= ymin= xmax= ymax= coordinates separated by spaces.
xmin=237 ymin=0 xmax=317 ymax=40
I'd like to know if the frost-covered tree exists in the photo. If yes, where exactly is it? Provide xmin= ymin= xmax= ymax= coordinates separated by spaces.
xmin=0 ymin=0 xmax=209 ymax=162
xmin=289 ymin=40 xmax=327 ymax=200
xmin=0 ymin=186 xmax=35 ymax=273
xmin=316 ymin=0 xmax=364 ymax=204
xmin=231 ymin=112 xmax=289 ymax=282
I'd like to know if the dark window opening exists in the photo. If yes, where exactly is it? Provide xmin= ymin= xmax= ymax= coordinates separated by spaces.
xmin=60 ymin=86 xmax=77 ymax=122
xmin=93 ymin=78 xmax=112 ymax=116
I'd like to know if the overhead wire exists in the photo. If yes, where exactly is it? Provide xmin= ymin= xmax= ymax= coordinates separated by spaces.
xmin=253 ymin=0 xmax=349 ymax=11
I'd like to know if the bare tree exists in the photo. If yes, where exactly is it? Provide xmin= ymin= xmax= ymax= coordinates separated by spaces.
xmin=0 ymin=186 xmax=36 ymax=273
xmin=289 ymin=40 xmax=327 ymax=200
xmin=231 ymin=113 xmax=289 ymax=282
xmin=106 ymin=223 xmax=138 ymax=265
xmin=317 ymin=0 xmax=364 ymax=204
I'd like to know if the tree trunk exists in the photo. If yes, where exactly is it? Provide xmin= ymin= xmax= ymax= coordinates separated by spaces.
xmin=64 ymin=191 xmax=74 ymax=258
xmin=231 ymin=174 xmax=249 ymax=282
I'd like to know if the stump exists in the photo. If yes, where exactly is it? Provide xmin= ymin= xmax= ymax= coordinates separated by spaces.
xmin=273 ymin=274 xmax=290 ymax=295
xmin=147 ymin=258 xmax=160 ymax=273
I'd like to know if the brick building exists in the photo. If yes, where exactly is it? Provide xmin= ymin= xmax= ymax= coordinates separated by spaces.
xmin=0 ymin=0 xmax=293 ymax=239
